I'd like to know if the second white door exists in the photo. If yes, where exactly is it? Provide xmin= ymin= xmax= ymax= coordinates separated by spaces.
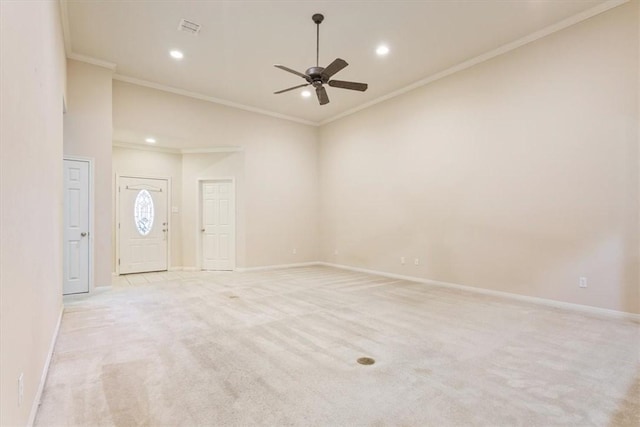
xmin=119 ymin=176 xmax=168 ymax=274
xmin=201 ymin=180 xmax=235 ymax=271
xmin=63 ymin=159 xmax=90 ymax=294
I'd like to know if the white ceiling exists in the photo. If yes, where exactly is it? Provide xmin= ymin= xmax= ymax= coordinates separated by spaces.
xmin=64 ymin=0 xmax=616 ymax=125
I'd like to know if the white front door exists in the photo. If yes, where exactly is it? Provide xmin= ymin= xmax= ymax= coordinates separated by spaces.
xmin=119 ymin=177 xmax=168 ymax=274
xmin=201 ymin=180 xmax=235 ymax=271
xmin=63 ymin=159 xmax=90 ymax=295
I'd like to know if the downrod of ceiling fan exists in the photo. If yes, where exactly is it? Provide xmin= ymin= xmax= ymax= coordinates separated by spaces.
xmin=312 ymin=13 xmax=324 ymax=67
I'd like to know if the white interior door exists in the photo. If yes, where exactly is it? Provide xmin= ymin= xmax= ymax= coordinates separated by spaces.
xmin=119 ymin=177 xmax=168 ymax=274
xmin=63 ymin=159 xmax=90 ymax=295
xmin=201 ymin=180 xmax=235 ymax=271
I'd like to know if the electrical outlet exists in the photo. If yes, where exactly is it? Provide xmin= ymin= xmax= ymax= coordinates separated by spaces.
xmin=579 ymin=277 xmax=588 ymax=288
xmin=292 ymin=248 xmax=297 ymax=255
xmin=18 ymin=373 xmax=23 ymax=406
xmin=400 ymin=257 xmax=405 ymax=265
xmin=414 ymin=258 xmax=420 ymax=266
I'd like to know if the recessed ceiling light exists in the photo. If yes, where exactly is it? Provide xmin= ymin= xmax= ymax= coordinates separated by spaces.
xmin=145 ymin=137 xmax=156 ymax=144
xmin=376 ymin=45 xmax=389 ymax=56
xmin=169 ymin=50 xmax=184 ymax=60
xmin=301 ymin=90 xmax=312 ymax=98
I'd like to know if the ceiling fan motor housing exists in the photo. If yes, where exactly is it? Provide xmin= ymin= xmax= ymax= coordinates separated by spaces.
xmin=306 ymin=66 xmax=328 ymax=85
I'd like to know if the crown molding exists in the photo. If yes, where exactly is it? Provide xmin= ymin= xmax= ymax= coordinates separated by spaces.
xmin=113 ymin=141 xmax=179 ymax=154
xmin=320 ymin=0 xmax=629 ymax=125
xmin=113 ymin=141 xmax=243 ymax=154
xmin=61 ymin=0 xmax=627 ymax=128
xmin=58 ymin=0 xmax=314 ymax=127
xmin=60 ymin=0 xmax=117 ymax=71
xmin=112 ymin=74 xmax=319 ymax=127
xmin=67 ymin=53 xmax=117 ymax=71
xmin=181 ymin=147 xmax=243 ymax=154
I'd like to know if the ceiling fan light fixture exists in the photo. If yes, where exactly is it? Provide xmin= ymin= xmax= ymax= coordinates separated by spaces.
xmin=145 ymin=137 xmax=157 ymax=144
xmin=301 ymin=90 xmax=312 ymax=98
xmin=376 ymin=45 xmax=390 ymax=56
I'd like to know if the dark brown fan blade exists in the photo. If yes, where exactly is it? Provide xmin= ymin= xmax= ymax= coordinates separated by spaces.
xmin=316 ymin=86 xmax=329 ymax=105
xmin=274 ymin=64 xmax=309 ymax=80
xmin=328 ymin=80 xmax=368 ymax=91
xmin=321 ymin=58 xmax=348 ymax=79
xmin=274 ymin=83 xmax=310 ymax=94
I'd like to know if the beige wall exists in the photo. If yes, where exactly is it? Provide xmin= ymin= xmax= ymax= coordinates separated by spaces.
xmin=112 ymin=147 xmax=183 ymax=270
xmin=0 ymin=1 xmax=66 ymax=425
xmin=113 ymin=82 xmax=320 ymax=269
xmin=64 ymin=60 xmax=113 ymax=287
xmin=319 ymin=3 xmax=639 ymax=314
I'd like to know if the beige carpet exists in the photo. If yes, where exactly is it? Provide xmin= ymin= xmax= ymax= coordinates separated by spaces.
xmin=35 ymin=266 xmax=639 ymax=426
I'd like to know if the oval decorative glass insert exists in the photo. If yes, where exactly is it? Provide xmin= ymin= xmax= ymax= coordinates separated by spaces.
xmin=134 ymin=189 xmax=154 ymax=236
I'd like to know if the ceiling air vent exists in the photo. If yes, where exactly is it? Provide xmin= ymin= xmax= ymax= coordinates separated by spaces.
xmin=178 ymin=19 xmax=201 ymax=35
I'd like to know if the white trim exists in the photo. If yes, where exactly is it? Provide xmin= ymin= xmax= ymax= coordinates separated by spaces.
xmin=113 ymin=141 xmax=180 ymax=154
xmin=166 ymin=266 xmax=207 ymax=272
xmin=64 ymin=286 xmax=112 ymax=300
xmin=107 ymin=259 xmax=640 ymax=319
xmin=321 ymin=0 xmax=629 ymax=125
xmin=115 ymin=174 xmax=172 ymax=274
xmin=63 ymin=156 xmax=94 ymax=294
xmin=113 ymin=141 xmax=244 ymax=155
xmin=197 ymin=178 xmax=237 ymax=271
xmin=27 ymin=306 xmax=63 ymax=427
xmin=60 ymin=0 xmax=626 ymax=127
xmin=113 ymin=74 xmax=317 ymax=127
xmin=181 ymin=147 xmax=243 ymax=154
xmin=67 ymin=53 xmax=117 ymax=71
xmin=235 ymin=261 xmax=320 ymax=273
xmin=318 ymin=262 xmax=640 ymax=321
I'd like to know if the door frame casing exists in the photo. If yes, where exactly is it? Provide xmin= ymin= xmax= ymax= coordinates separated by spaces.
xmin=115 ymin=173 xmax=172 ymax=275
xmin=63 ymin=156 xmax=94 ymax=293
xmin=197 ymin=177 xmax=236 ymax=271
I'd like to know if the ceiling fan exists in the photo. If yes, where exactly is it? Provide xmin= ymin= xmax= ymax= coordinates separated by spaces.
xmin=273 ymin=13 xmax=368 ymax=106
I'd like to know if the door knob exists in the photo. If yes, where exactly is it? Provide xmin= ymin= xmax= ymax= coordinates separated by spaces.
xmin=80 ymin=232 xmax=87 ymax=237
xmin=201 ymin=228 xmax=205 ymax=232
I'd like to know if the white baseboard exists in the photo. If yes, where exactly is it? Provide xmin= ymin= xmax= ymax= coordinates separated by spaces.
xmin=96 ymin=262 xmax=640 ymax=319
xmin=318 ymin=262 xmax=640 ymax=321
xmin=235 ymin=261 xmax=320 ymax=273
xmin=27 ymin=305 xmax=64 ymax=427
xmin=115 ymin=267 xmax=188 ymax=273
